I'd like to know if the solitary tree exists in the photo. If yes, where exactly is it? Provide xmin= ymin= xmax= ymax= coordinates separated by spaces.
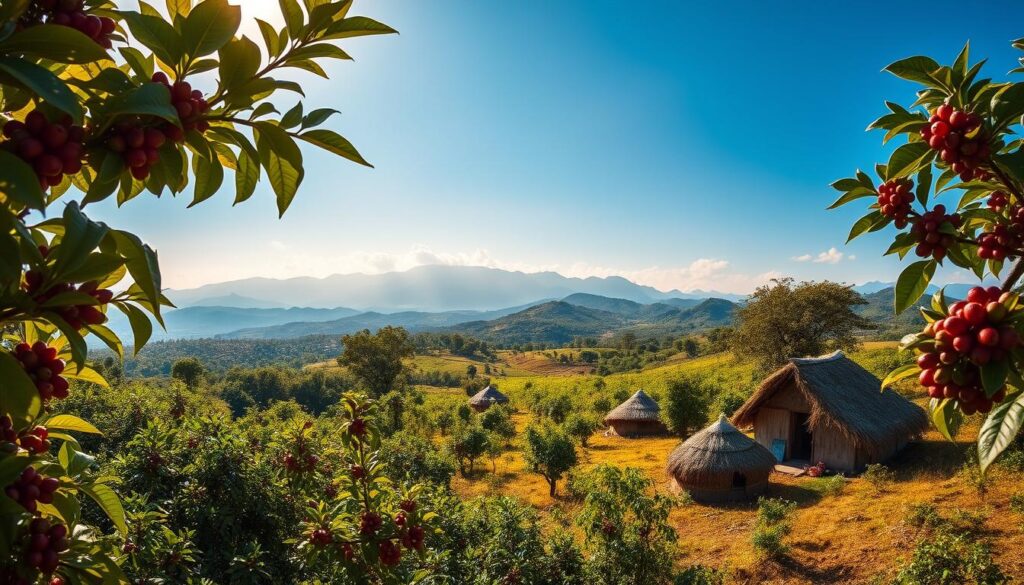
xmin=831 ymin=38 xmax=1024 ymax=472
xmin=449 ymin=424 xmax=489 ymax=476
xmin=171 ymin=357 xmax=205 ymax=389
xmin=562 ymin=413 xmax=599 ymax=447
xmin=522 ymin=422 xmax=578 ymax=497
xmin=466 ymin=364 xmax=477 ymax=379
xmin=731 ymin=278 xmax=872 ymax=371
xmin=337 ymin=326 xmax=414 ymax=397
xmin=663 ymin=377 xmax=711 ymax=437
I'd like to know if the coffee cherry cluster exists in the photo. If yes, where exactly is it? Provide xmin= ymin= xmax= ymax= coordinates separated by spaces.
xmin=399 ymin=525 xmax=425 ymax=552
xmin=151 ymin=73 xmax=210 ymax=138
xmin=19 ymin=0 xmax=116 ymax=48
xmin=377 ymin=539 xmax=402 ymax=567
xmin=18 ymin=426 xmax=51 ymax=455
xmin=359 ymin=511 xmax=382 ymax=535
xmin=5 ymin=467 xmax=59 ymax=513
xmin=877 ymin=178 xmax=914 ymax=227
xmin=977 ymin=205 xmax=1024 ymax=261
xmin=920 ymin=104 xmax=991 ymax=181
xmin=282 ymin=429 xmax=318 ymax=473
xmin=309 ymin=527 xmax=333 ymax=547
xmin=1 ymin=111 xmax=84 ymax=190
xmin=910 ymin=205 xmax=961 ymax=260
xmin=988 ymin=191 xmax=1010 ymax=213
xmin=104 ymin=121 xmax=168 ymax=181
xmin=23 ymin=275 xmax=113 ymax=330
xmin=916 ymin=286 xmax=1020 ymax=415
xmin=19 ymin=518 xmax=69 ymax=576
xmin=13 ymin=343 xmax=69 ymax=402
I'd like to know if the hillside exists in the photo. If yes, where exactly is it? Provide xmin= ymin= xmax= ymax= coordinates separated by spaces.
xmin=451 ymin=301 xmax=623 ymax=345
xmin=105 ymin=305 xmax=360 ymax=341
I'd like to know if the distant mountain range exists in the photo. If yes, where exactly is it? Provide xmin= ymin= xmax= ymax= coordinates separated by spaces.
xmin=98 ymin=266 xmax=995 ymax=347
xmin=165 ymin=265 xmax=746 ymax=312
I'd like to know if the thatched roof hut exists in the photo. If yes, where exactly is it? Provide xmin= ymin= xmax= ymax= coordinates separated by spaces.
xmin=666 ymin=414 xmax=777 ymax=502
xmin=604 ymin=390 xmax=666 ymax=437
xmin=732 ymin=351 xmax=928 ymax=472
xmin=468 ymin=385 xmax=509 ymax=412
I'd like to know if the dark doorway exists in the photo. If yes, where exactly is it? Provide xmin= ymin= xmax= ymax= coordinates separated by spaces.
xmin=790 ymin=412 xmax=813 ymax=460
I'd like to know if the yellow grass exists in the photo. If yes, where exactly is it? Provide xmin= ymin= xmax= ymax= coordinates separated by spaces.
xmin=445 ymin=409 xmax=1024 ymax=583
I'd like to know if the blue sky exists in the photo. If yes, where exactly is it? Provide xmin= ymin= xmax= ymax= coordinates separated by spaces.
xmin=90 ymin=1 xmax=1024 ymax=292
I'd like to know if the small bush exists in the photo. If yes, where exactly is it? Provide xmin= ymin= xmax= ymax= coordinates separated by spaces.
xmin=752 ymin=497 xmax=795 ymax=559
xmin=892 ymin=527 xmax=1006 ymax=585
xmin=904 ymin=503 xmax=942 ymax=530
xmin=1010 ymin=491 xmax=1024 ymax=514
xmin=862 ymin=464 xmax=895 ymax=492
xmin=812 ymin=475 xmax=846 ymax=497
xmin=674 ymin=565 xmax=725 ymax=585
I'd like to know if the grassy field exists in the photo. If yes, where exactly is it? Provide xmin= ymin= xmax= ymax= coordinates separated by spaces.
xmin=421 ymin=342 xmax=1024 ymax=583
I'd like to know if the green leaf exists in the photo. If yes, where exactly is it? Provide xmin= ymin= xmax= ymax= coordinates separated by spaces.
xmin=827 ymin=188 xmax=875 ymax=210
xmin=217 ymin=35 xmax=260 ymax=93
xmin=62 ymin=362 xmax=109 ymax=388
xmin=885 ymin=141 xmax=931 ymax=180
xmin=234 ymin=149 xmax=259 ymax=205
xmin=119 ymin=47 xmax=154 ymax=79
xmin=953 ymin=41 xmax=969 ymax=78
xmin=53 ymin=202 xmax=109 ymax=279
xmin=281 ymin=102 xmax=304 ymax=129
xmin=81 ymin=482 xmax=127 ymax=535
xmin=847 ymin=210 xmax=884 ymax=243
xmin=981 ymin=360 xmax=1009 ymax=397
xmin=298 ymin=129 xmax=371 ymax=167
xmin=915 ymin=164 xmax=932 ymax=207
xmin=99 ymin=82 xmax=178 ymax=125
xmin=978 ymin=390 xmax=1024 ymax=474
xmin=181 ymin=0 xmax=240 ymax=58
xmin=0 ymin=150 xmax=45 ymax=210
xmin=119 ymin=11 xmax=182 ymax=67
xmin=0 ymin=57 xmax=82 ymax=123
xmin=279 ymin=0 xmax=305 ymax=38
xmin=321 ymin=16 xmax=397 ymax=40
xmin=831 ymin=178 xmax=862 ymax=192
xmin=189 ymin=150 xmax=224 ymax=207
xmin=256 ymin=18 xmax=282 ymax=58
xmin=45 ymin=414 xmax=101 ymax=435
xmin=0 ymin=352 xmax=42 ymax=428
xmin=110 ymin=231 xmax=162 ymax=312
xmin=300 ymin=107 xmax=340 ymax=130
xmin=255 ymin=123 xmax=304 ymax=216
xmin=0 ymin=24 xmax=109 ymax=63
xmin=166 ymin=0 xmax=191 ymax=18
xmin=894 ymin=260 xmax=935 ymax=315
xmin=117 ymin=302 xmax=153 ymax=354
xmin=81 ymin=152 xmax=124 ymax=205
xmin=86 ymin=323 xmax=122 ymax=358
xmin=931 ymin=398 xmax=963 ymax=442
xmin=884 ymin=55 xmax=941 ymax=86
xmin=881 ymin=363 xmax=919 ymax=390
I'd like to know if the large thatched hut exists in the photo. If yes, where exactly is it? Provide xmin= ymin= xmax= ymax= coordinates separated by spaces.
xmin=468 ymin=385 xmax=509 ymax=412
xmin=604 ymin=390 xmax=667 ymax=437
xmin=732 ymin=351 xmax=928 ymax=473
xmin=666 ymin=414 xmax=777 ymax=502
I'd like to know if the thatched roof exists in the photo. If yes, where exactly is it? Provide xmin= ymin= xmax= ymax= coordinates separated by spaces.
xmin=732 ymin=351 xmax=928 ymax=456
xmin=468 ymin=385 xmax=509 ymax=406
xmin=666 ymin=414 xmax=777 ymax=484
xmin=604 ymin=390 xmax=661 ymax=423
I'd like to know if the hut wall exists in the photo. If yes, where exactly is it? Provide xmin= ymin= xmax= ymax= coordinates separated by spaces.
xmin=753 ymin=407 xmax=789 ymax=457
xmin=470 ymin=403 xmax=490 ymax=413
xmin=811 ymin=425 xmax=856 ymax=471
xmin=854 ymin=437 xmax=908 ymax=470
xmin=672 ymin=474 xmax=770 ymax=503
xmin=763 ymin=383 xmax=809 ymax=412
xmin=608 ymin=420 xmax=665 ymax=437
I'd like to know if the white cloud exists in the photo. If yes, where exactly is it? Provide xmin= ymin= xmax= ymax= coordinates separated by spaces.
xmin=792 ymin=247 xmax=851 ymax=265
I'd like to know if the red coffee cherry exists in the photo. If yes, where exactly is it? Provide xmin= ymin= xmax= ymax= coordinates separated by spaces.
xmin=920 ymin=105 xmax=990 ymax=181
xmin=0 ymin=110 xmax=85 ymax=190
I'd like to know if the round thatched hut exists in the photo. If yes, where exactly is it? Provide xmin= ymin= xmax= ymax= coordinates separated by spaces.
xmin=604 ymin=390 xmax=667 ymax=437
xmin=468 ymin=385 xmax=509 ymax=412
xmin=666 ymin=414 xmax=777 ymax=503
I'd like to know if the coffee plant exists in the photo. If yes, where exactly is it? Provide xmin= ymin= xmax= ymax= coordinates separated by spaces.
xmin=0 ymin=0 xmax=434 ymax=581
xmin=832 ymin=39 xmax=1024 ymax=473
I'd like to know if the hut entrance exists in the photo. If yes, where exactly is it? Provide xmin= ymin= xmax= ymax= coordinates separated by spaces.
xmin=790 ymin=412 xmax=813 ymax=461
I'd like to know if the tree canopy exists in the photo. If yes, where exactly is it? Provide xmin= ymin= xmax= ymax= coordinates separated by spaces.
xmin=337 ymin=326 xmax=414 ymax=397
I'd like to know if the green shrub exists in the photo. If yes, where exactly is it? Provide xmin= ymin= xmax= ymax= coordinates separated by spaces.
xmin=811 ymin=475 xmax=846 ymax=497
xmin=904 ymin=503 xmax=942 ymax=530
xmin=1010 ymin=491 xmax=1024 ymax=514
xmin=674 ymin=565 xmax=725 ymax=585
xmin=863 ymin=463 xmax=896 ymax=492
xmin=752 ymin=497 xmax=796 ymax=559
xmin=892 ymin=527 xmax=1006 ymax=585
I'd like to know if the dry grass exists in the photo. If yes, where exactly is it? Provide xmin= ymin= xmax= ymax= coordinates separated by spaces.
xmin=446 ymin=407 xmax=1024 ymax=584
